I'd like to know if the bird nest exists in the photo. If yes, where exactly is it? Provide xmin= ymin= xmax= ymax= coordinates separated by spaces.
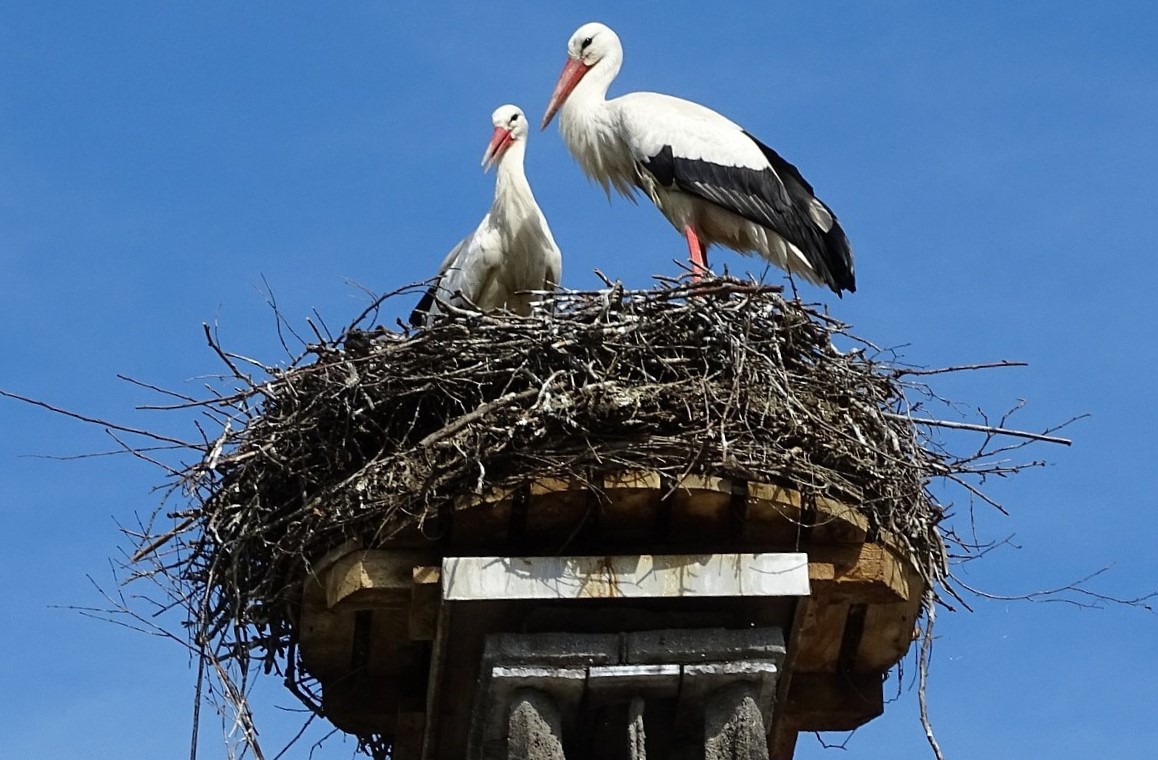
xmin=124 ymin=275 xmax=1061 ymax=757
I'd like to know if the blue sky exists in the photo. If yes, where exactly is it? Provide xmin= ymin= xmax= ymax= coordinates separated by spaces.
xmin=2 ymin=2 xmax=1156 ymax=757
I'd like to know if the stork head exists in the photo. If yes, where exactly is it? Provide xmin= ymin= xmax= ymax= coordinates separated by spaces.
xmin=541 ymin=22 xmax=621 ymax=129
xmin=481 ymin=104 xmax=528 ymax=172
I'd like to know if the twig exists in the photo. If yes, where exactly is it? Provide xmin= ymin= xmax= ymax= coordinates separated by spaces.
xmin=953 ymin=569 xmax=1156 ymax=611
xmin=0 ymin=388 xmax=198 ymax=448
xmin=131 ymin=517 xmax=195 ymax=563
xmin=416 ymin=386 xmax=542 ymax=449
xmin=190 ymin=638 xmax=206 ymax=760
xmin=889 ymin=413 xmax=1073 ymax=445
xmin=202 ymin=322 xmax=251 ymax=384
xmin=918 ymin=590 xmax=945 ymax=760
xmin=894 ymin=360 xmax=1028 ymax=377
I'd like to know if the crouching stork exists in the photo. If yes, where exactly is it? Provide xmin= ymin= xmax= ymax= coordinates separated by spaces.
xmin=411 ymin=105 xmax=563 ymax=325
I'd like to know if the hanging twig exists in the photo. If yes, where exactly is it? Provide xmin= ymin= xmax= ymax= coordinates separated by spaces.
xmin=918 ymin=590 xmax=945 ymax=760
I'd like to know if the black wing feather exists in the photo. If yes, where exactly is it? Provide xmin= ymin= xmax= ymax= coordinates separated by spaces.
xmin=408 ymin=284 xmax=438 ymax=327
xmin=743 ymin=132 xmax=855 ymax=294
xmin=640 ymin=133 xmax=855 ymax=294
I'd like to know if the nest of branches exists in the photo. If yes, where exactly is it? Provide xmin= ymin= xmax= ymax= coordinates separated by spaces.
xmin=123 ymin=275 xmax=1066 ymax=757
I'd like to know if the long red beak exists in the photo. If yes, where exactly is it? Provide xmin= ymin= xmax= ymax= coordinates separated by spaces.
xmin=481 ymin=126 xmax=514 ymax=172
xmin=541 ymin=57 xmax=590 ymax=130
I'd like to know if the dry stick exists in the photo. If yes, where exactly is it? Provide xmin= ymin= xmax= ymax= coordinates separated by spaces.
xmin=189 ymin=638 xmax=206 ymax=760
xmin=413 ymin=389 xmax=538 ymax=447
xmin=888 ymin=413 xmax=1072 ymax=446
xmin=345 ymin=279 xmax=431 ymax=333
xmin=0 ymin=388 xmax=199 ymax=448
xmin=946 ymin=473 xmax=1011 ymax=516
xmin=304 ymin=316 xmax=329 ymax=347
xmin=104 ymin=429 xmax=185 ymax=478
xmin=413 ymin=378 xmax=594 ymax=450
xmin=260 ymin=272 xmax=307 ymax=356
xmin=952 ymin=570 xmax=1156 ymax=610
xmin=203 ymin=647 xmax=266 ymax=760
xmin=135 ymin=387 xmax=255 ymax=411
xmin=270 ymin=713 xmax=318 ymax=760
xmin=118 ymin=373 xmax=201 ymax=404
xmin=24 ymin=445 xmax=183 ymax=461
xmin=894 ymin=360 xmax=1028 ymax=377
xmin=202 ymin=322 xmax=251 ymax=383
xmin=918 ymin=590 xmax=946 ymax=760
xmin=131 ymin=517 xmax=195 ymax=563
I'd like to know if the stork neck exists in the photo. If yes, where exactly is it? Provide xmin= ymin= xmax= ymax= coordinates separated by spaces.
xmin=558 ymin=52 xmax=622 ymax=154
xmin=570 ymin=53 xmax=620 ymax=110
xmin=492 ymin=139 xmax=532 ymax=212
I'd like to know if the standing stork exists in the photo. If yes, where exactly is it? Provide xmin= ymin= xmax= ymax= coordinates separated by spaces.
xmin=541 ymin=22 xmax=855 ymax=294
xmin=410 ymin=105 xmax=563 ymax=326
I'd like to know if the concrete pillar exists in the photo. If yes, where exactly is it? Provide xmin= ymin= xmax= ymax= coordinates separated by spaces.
xmin=508 ymin=689 xmax=566 ymax=760
xmin=704 ymin=684 xmax=768 ymax=760
xmin=627 ymin=696 xmax=646 ymax=760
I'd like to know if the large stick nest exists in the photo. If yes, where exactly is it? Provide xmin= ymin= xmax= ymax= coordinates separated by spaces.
xmin=128 ymin=276 xmax=1060 ymax=756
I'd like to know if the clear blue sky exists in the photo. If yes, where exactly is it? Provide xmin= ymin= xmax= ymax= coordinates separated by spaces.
xmin=2 ymin=2 xmax=1156 ymax=758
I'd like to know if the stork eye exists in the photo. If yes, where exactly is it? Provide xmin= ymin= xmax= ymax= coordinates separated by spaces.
xmin=581 ymin=36 xmax=593 ymax=49
xmin=510 ymin=114 xmax=519 ymax=123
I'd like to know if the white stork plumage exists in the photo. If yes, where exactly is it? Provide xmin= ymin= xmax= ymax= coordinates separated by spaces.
xmin=541 ymin=22 xmax=855 ymax=295
xmin=410 ymin=104 xmax=563 ymax=325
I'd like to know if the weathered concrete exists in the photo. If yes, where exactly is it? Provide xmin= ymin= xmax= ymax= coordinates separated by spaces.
xmin=626 ymin=628 xmax=786 ymax=665
xmin=472 ymin=629 xmax=784 ymax=760
xmin=704 ymin=684 xmax=769 ymax=760
xmin=508 ymin=690 xmax=566 ymax=760
xmin=587 ymin=664 xmax=680 ymax=702
xmin=480 ymin=666 xmax=585 ymax=755
xmin=627 ymin=696 xmax=647 ymax=760
xmin=484 ymin=632 xmax=620 ymax=668
xmin=486 ymin=628 xmax=786 ymax=670
xmin=683 ymin=661 xmax=779 ymax=724
xmin=443 ymin=554 xmax=810 ymax=601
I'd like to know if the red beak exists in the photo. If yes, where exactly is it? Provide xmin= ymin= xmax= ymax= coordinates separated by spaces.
xmin=541 ymin=57 xmax=590 ymax=130
xmin=481 ymin=126 xmax=514 ymax=172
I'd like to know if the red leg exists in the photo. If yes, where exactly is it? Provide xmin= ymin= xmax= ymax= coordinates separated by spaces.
xmin=684 ymin=225 xmax=709 ymax=280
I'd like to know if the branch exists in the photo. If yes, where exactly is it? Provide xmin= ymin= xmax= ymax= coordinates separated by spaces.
xmin=889 ymin=412 xmax=1073 ymax=445
xmin=130 ymin=517 xmax=195 ymax=563
xmin=894 ymin=360 xmax=1028 ymax=377
xmin=953 ymin=568 xmax=1156 ymax=611
xmin=918 ymin=590 xmax=946 ymax=760
xmin=0 ymin=388 xmax=199 ymax=448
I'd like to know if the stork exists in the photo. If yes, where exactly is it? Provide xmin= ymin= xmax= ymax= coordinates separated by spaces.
xmin=410 ymin=105 xmax=563 ymax=325
xmin=541 ymin=22 xmax=855 ymax=294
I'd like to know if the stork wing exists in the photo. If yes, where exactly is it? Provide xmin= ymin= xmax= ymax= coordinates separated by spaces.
xmin=544 ymin=253 xmax=562 ymax=292
xmin=538 ymin=218 xmax=564 ymax=292
xmin=410 ymin=237 xmax=468 ymax=326
xmin=409 ymin=220 xmax=500 ymax=325
xmin=617 ymin=93 xmax=854 ymax=292
xmin=732 ymin=132 xmax=854 ymax=293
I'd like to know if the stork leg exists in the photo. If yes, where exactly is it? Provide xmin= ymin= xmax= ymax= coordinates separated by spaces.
xmin=684 ymin=225 xmax=709 ymax=280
